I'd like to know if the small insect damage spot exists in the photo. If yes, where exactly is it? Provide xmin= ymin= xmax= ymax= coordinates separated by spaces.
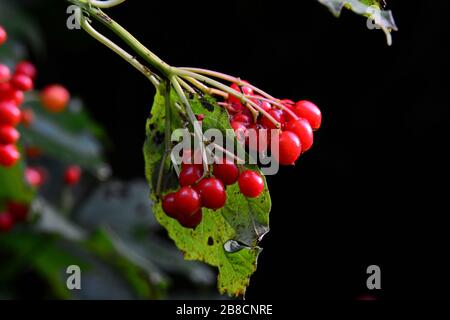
xmin=208 ymin=236 xmax=214 ymax=246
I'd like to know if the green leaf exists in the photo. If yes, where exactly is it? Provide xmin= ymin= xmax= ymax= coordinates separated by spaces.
xmin=144 ymin=87 xmax=271 ymax=297
xmin=317 ymin=0 xmax=398 ymax=45
xmin=0 ymin=155 xmax=35 ymax=205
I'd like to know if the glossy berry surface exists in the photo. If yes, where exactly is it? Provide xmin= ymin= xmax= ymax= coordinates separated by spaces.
xmin=11 ymin=74 xmax=33 ymax=91
xmin=64 ymin=165 xmax=81 ymax=186
xmin=228 ymin=83 xmax=242 ymax=105
xmin=0 ymin=64 xmax=10 ymax=83
xmin=0 ymin=212 xmax=14 ymax=233
xmin=238 ymin=170 xmax=265 ymax=198
xmin=175 ymin=186 xmax=202 ymax=216
xmin=294 ymin=100 xmax=322 ymax=130
xmin=213 ymin=159 xmax=240 ymax=186
xmin=40 ymin=84 xmax=70 ymax=112
xmin=0 ymin=126 xmax=20 ymax=145
xmin=179 ymin=165 xmax=203 ymax=187
xmin=21 ymin=108 xmax=34 ymax=127
xmin=0 ymin=26 xmax=6 ymax=46
xmin=0 ymin=144 xmax=20 ymax=167
xmin=178 ymin=209 xmax=202 ymax=229
xmin=285 ymin=118 xmax=314 ymax=152
xmin=162 ymin=192 xmax=179 ymax=219
xmin=259 ymin=109 xmax=286 ymax=130
xmin=7 ymin=202 xmax=29 ymax=222
xmin=15 ymin=61 xmax=37 ymax=79
xmin=196 ymin=178 xmax=227 ymax=210
xmin=25 ymin=167 xmax=45 ymax=187
xmin=0 ymin=102 xmax=21 ymax=126
xmin=275 ymin=131 xmax=302 ymax=165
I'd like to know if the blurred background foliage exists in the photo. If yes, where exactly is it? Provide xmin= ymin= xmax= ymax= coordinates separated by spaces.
xmin=0 ymin=0 xmax=222 ymax=300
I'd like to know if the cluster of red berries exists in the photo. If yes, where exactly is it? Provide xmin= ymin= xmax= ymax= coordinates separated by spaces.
xmin=162 ymin=150 xmax=264 ymax=229
xmin=0 ymin=25 xmax=71 ymax=168
xmin=226 ymin=82 xmax=322 ymax=165
xmin=0 ymin=27 xmax=36 ymax=167
xmin=0 ymin=201 xmax=29 ymax=233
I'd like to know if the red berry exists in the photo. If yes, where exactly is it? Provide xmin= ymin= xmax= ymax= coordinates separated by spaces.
xmin=238 ymin=170 xmax=264 ymax=198
xmin=259 ymin=109 xmax=286 ymax=130
xmin=232 ymin=113 xmax=252 ymax=126
xmin=285 ymin=118 xmax=314 ymax=152
xmin=21 ymin=108 xmax=34 ymax=127
xmin=252 ymin=96 xmax=272 ymax=113
xmin=274 ymin=131 xmax=302 ymax=165
xmin=196 ymin=178 xmax=227 ymax=210
xmin=179 ymin=165 xmax=203 ymax=186
xmin=247 ymin=123 xmax=270 ymax=153
xmin=0 ymin=87 xmax=24 ymax=106
xmin=7 ymin=202 xmax=29 ymax=222
xmin=181 ymin=148 xmax=203 ymax=169
xmin=213 ymin=158 xmax=240 ymax=185
xmin=0 ymin=101 xmax=21 ymax=126
xmin=64 ymin=165 xmax=81 ymax=186
xmin=0 ymin=64 xmax=11 ymax=83
xmin=231 ymin=121 xmax=248 ymax=143
xmin=228 ymin=83 xmax=242 ymax=105
xmin=25 ymin=167 xmax=45 ymax=187
xmin=196 ymin=114 xmax=205 ymax=122
xmin=241 ymin=84 xmax=253 ymax=96
xmin=0 ymin=26 xmax=7 ymax=46
xmin=162 ymin=192 xmax=178 ymax=219
xmin=0 ymin=212 xmax=14 ymax=233
xmin=15 ymin=61 xmax=37 ymax=79
xmin=0 ymin=144 xmax=20 ymax=167
xmin=11 ymin=74 xmax=33 ymax=91
xmin=175 ymin=186 xmax=202 ymax=216
xmin=178 ymin=209 xmax=202 ymax=229
xmin=294 ymin=100 xmax=322 ymax=130
xmin=40 ymin=84 xmax=70 ymax=113
xmin=0 ymin=125 xmax=20 ymax=145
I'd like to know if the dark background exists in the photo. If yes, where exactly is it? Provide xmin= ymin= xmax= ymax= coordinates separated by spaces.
xmin=23 ymin=0 xmax=450 ymax=299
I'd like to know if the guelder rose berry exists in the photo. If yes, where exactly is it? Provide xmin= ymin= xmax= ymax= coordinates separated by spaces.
xmin=294 ymin=100 xmax=322 ymax=130
xmin=0 ymin=212 xmax=14 ymax=233
xmin=0 ymin=64 xmax=11 ymax=83
xmin=0 ymin=101 xmax=21 ymax=126
xmin=175 ymin=186 xmax=202 ymax=216
xmin=275 ymin=131 xmax=302 ymax=165
xmin=213 ymin=159 xmax=240 ymax=186
xmin=238 ymin=170 xmax=265 ymax=198
xmin=40 ymin=84 xmax=70 ymax=112
xmin=64 ymin=165 xmax=82 ymax=186
xmin=0 ymin=26 xmax=7 ymax=46
xmin=0 ymin=126 xmax=20 ymax=145
xmin=7 ymin=202 xmax=29 ymax=222
xmin=162 ymin=192 xmax=179 ymax=219
xmin=179 ymin=165 xmax=203 ymax=187
xmin=178 ymin=209 xmax=202 ymax=229
xmin=196 ymin=178 xmax=227 ymax=210
xmin=0 ymin=144 xmax=20 ymax=167
xmin=11 ymin=74 xmax=34 ymax=92
xmin=15 ymin=61 xmax=37 ymax=79
xmin=285 ymin=118 xmax=314 ymax=152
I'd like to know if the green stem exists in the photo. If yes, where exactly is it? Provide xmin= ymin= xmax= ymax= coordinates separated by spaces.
xmin=74 ymin=2 xmax=174 ymax=77
xmin=80 ymin=16 xmax=159 ymax=87
xmin=156 ymin=83 xmax=172 ymax=196
xmin=176 ymin=70 xmax=280 ymax=128
xmin=88 ymin=0 xmax=127 ymax=9
xmin=171 ymin=77 xmax=209 ymax=175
